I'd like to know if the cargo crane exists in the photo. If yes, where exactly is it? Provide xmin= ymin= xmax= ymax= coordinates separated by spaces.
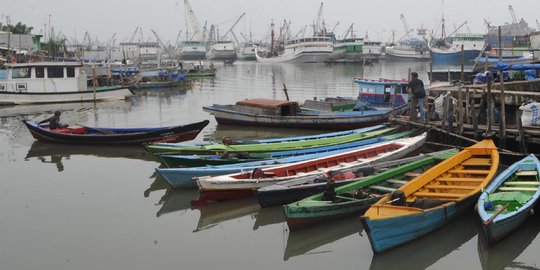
xmin=184 ymin=0 xmax=202 ymax=41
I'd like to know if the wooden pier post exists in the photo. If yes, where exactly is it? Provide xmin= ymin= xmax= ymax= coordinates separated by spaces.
xmin=460 ymin=45 xmax=465 ymax=82
xmin=498 ymin=26 xmax=507 ymax=147
xmin=486 ymin=77 xmax=493 ymax=136
xmin=458 ymin=86 xmax=463 ymax=135
xmin=429 ymin=62 xmax=433 ymax=83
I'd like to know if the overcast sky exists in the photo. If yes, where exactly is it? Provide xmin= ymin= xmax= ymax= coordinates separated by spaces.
xmin=3 ymin=0 xmax=540 ymax=45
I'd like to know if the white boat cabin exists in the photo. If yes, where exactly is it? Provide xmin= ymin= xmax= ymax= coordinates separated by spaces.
xmin=0 ymin=62 xmax=87 ymax=93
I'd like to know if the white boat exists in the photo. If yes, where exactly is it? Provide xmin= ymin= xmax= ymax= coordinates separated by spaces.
xmin=195 ymin=134 xmax=426 ymax=201
xmin=385 ymin=38 xmax=431 ymax=61
xmin=237 ymin=42 xmax=257 ymax=61
xmin=0 ymin=62 xmax=132 ymax=105
xmin=207 ymin=41 xmax=237 ymax=61
xmin=326 ymin=38 xmax=365 ymax=62
xmin=256 ymin=37 xmax=333 ymax=63
xmin=430 ymin=34 xmax=485 ymax=65
xmin=180 ymin=41 xmax=207 ymax=61
xmin=362 ymin=40 xmax=384 ymax=57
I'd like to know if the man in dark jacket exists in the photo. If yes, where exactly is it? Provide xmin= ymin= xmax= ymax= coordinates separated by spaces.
xmin=49 ymin=111 xmax=68 ymax=129
xmin=406 ymin=72 xmax=426 ymax=121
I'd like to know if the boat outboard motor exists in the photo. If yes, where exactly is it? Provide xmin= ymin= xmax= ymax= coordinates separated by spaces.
xmin=390 ymin=190 xmax=406 ymax=206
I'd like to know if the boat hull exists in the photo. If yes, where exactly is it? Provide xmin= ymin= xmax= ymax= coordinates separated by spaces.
xmin=0 ymin=87 xmax=133 ymax=105
xmin=430 ymin=49 xmax=481 ymax=65
xmin=180 ymin=51 xmax=206 ymax=61
xmin=203 ymin=105 xmax=390 ymax=130
xmin=385 ymin=51 xmax=431 ymax=61
xmin=23 ymin=119 xmax=209 ymax=145
xmin=360 ymin=195 xmax=478 ymax=253
xmin=256 ymin=52 xmax=331 ymax=63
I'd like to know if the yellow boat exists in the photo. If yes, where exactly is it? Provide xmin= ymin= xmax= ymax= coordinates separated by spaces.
xmin=360 ymin=139 xmax=499 ymax=253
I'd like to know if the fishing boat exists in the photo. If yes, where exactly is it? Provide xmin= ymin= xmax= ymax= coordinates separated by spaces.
xmin=157 ymin=134 xmax=392 ymax=168
xmin=156 ymin=132 xmax=414 ymax=189
xmin=137 ymin=69 xmax=191 ymax=89
xmin=256 ymin=37 xmax=333 ymax=63
xmin=144 ymin=125 xmax=394 ymax=154
xmin=202 ymin=98 xmax=396 ymax=130
xmin=360 ymin=139 xmax=499 ymax=253
xmin=180 ymin=41 xmax=207 ymax=60
xmin=22 ymin=119 xmax=209 ymax=145
xmin=0 ymin=62 xmax=133 ymax=105
xmin=195 ymin=134 xmax=426 ymax=202
xmin=237 ymin=42 xmax=258 ymax=61
xmin=477 ymin=154 xmax=540 ymax=245
xmin=325 ymin=37 xmax=366 ymax=63
xmin=429 ymin=33 xmax=485 ymax=65
xmin=352 ymin=78 xmax=410 ymax=108
xmin=385 ymin=38 xmax=430 ymax=61
xmin=282 ymin=150 xmax=457 ymax=230
xmin=182 ymin=61 xmax=217 ymax=77
xmin=206 ymin=41 xmax=237 ymax=62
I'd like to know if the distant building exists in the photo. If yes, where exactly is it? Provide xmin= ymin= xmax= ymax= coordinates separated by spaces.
xmin=0 ymin=32 xmax=42 ymax=53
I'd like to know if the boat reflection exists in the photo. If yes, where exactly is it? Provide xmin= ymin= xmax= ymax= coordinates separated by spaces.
xmin=252 ymin=206 xmax=285 ymax=230
xmin=477 ymin=215 xmax=540 ymax=270
xmin=284 ymin=216 xmax=362 ymax=261
xmin=155 ymin=188 xmax=200 ymax=217
xmin=192 ymin=198 xmax=260 ymax=232
xmin=144 ymin=174 xmax=169 ymax=198
xmin=368 ymin=212 xmax=478 ymax=270
xmin=26 ymin=141 xmax=156 ymax=171
xmin=0 ymin=100 xmax=131 ymax=118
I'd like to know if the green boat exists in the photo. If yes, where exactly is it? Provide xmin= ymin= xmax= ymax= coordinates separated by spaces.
xmin=283 ymin=149 xmax=458 ymax=230
xmin=157 ymin=130 xmax=414 ymax=167
xmin=145 ymin=126 xmax=396 ymax=155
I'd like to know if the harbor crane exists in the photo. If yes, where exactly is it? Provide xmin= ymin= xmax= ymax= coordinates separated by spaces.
xmin=220 ymin=12 xmax=246 ymax=41
xmin=313 ymin=2 xmax=324 ymax=35
xmin=184 ymin=0 xmax=203 ymax=41
xmin=342 ymin=23 xmax=355 ymax=39
xmin=400 ymin=14 xmax=412 ymax=36
xmin=508 ymin=5 xmax=518 ymax=24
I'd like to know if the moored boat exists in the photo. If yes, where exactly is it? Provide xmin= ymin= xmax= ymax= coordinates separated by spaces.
xmin=202 ymin=98 xmax=396 ymax=130
xmin=477 ymin=154 xmax=540 ymax=245
xmin=195 ymin=134 xmax=426 ymax=202
xmin=144 ymin=125 xmax=394 ymax=154
xmin=156 ymin=131 xmax=414 ymax=189
xmin=360 ymin=139 xmax=499 ymax=253
xmin=256 ymin=37 xmax=333 ymax=63
xmin=282 ymin=150 xmax=458 ymax=230
xmin=23 ymin=119 xmax=209 ymax=145
xmin=352 ymin=78 xmax=410 ymax=108
xmin=0 ymin=62 xmax=132 ymax=105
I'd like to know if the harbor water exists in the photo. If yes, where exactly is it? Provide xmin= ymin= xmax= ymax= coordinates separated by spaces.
xmin=1 ymin=61 xmax=539 ymax=270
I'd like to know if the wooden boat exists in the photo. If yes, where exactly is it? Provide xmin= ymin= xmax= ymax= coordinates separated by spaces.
xmin=195 ymin=134 xmax=426 ymax=202
xmin=360 ymin=139 xmax=499 ymax=253
xmin=202 ymin=98 xmax=396 ymax=130
xmin=282 ymin=150 xmax=458 ymax=230
xmin=23 ymin=119 xmax=209 ymax=145
xmin=158 ymin=129 xmax=413 ymax=167
xmin=145 ymin=125 xmax=394 ymax=154
xmin=137 ymin=80 xmax=192 ymax=89
xmin=477 ymin=154 xmax=540 ymax=245
xmin=156 ymin=132 xmax=415 ymax=189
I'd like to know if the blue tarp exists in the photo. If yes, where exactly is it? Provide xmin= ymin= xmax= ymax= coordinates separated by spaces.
xmin=496 ymin=62 xmax=540 ymax=71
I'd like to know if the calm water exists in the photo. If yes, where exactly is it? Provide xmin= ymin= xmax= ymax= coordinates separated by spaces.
xmin=1 ymin=61 xmax=539 ymax=270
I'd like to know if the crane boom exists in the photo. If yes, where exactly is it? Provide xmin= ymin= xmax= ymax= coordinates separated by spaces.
xmin=220 ymin=13 xmax=246 ymax=40
xmin=184 ymin=0 xmax=202 ymax=41
xmin=400 ymin=14 xmax=411 ymax=35
xmin=314 ymin=2 xmax=323 ymax=34
xmin=508 ymin=5 xmax=518 ymax=24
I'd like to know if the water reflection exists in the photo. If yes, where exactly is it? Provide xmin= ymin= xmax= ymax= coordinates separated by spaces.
xmin=144 ymin=172 xmax=168 ymax=197
xmin=155 ymin=188 xmax=200 ymax=217
xmin=25 ymin=141 xmax=156 ymax=170
xmin=192 ymin=198 xmax=260 ymax=232
xmin=477 ymin=216 xmax=540 ymax=270
xmin=252 ymin=206 xmax=285 ymax=230
xmin=284 ymin=216 xmax=362 ymax=261
xmin=369 ymin=212 xmax=478 ymax=270
xmin=0 ymin=100 xmax=131 ymax=118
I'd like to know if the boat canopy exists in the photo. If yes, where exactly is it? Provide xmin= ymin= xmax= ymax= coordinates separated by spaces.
xmin=236 ymin=98 xmax=299 ymax=109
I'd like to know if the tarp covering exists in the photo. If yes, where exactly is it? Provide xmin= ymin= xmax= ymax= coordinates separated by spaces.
xmin=496 ymin=62 xmax=540 ymax=71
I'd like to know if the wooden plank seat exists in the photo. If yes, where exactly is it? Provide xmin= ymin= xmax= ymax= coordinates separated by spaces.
xmin=461 ymin=158 xmax=492 ymax=166
xmin=498 ymin=187 xmax=538 ymax=192
xmin=369 ymin=186 xmax=396 ymax=193
xmin=516 ymin=170 xmax=538 ymax=176
xmin=448 ymin=169 xmax=490 ymax=175
xmin=412 ymin=192 xmax=463 ymax=199
xmin=424 ymin=185 xmax=477 ymax=190
xmin=504 ymin=181 xmax=540 ymax=186
xmin=437 ymin=177 xmax=485 ymax=183
xmin=404 ymin=172 xmax=421 ymax=177
xmin=386 ymin=179 xmax=409 ymax=185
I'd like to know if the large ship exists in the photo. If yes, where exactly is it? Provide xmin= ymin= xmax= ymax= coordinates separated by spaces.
xmin=180 ymin=41 xmax=207 ymax=60
xmin=256 ymin=37 xmax=333 ymax=63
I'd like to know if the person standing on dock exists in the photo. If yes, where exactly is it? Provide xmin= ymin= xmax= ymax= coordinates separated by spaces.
xmin=407 ymin=72 xmax=426 ymax=121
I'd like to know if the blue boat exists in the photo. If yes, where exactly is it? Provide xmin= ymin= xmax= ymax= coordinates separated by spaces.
xmin=360 ymin=140 xmax=499 ymax=253
xmin=478 ymin=154 xmax=540 ymax=245
xmin=156 ymin=131 xmax=414 ymax=188
xmin=352 ymin=78 xmax=409 ymax=109
xmin=429 ymin=33 xmax=485 ymax=65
